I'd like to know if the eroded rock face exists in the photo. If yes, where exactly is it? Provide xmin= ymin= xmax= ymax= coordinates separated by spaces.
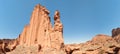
xmin=114 ymin=35 xmax=120 ymax=43
xmin=112 ymin=28 xmax=120 ymax=43
xmin=64 ymin=34 xmax=120 ymax=54
xmin=2 ymin=4 xmax=120 ymax=54
xmin=112 ymin=28 xmax=120 ymax=37
xmin=6 ymin=4 xmax=64 ymax=54
xmin=0 ymin=39 xmax=17 ymax=54
xmin=16 ymin=4 xmax=64 ymax=53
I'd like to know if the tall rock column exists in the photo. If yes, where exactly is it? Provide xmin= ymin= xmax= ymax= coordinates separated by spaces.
xmin=17 ymin=4 xmax=64 ymax=51
xmin=36 ymin=5 xmax=52 ymax=48
xmin=50 ymin=11 xmax=64 ymax=50
xmin=28 ymin=4 xmax=41 ymax=46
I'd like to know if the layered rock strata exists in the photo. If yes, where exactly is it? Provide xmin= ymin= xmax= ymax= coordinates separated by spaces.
xmin=18 ymin=4 xmax=64 ymax=50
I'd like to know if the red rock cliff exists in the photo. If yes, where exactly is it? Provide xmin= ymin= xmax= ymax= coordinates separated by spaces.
xmin=18 ymin=4 xmax=64 ymax=50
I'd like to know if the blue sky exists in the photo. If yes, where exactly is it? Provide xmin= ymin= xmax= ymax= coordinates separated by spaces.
xmin=0 ymin=0 xmax=120 ymax=44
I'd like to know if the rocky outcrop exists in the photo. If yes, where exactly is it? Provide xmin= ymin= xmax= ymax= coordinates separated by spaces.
xmin=0 ymin=39 xmax=17 ymax=54
xmin=1 ymin=4 xmax=120 ymax=54
xmin=112 ymin=27 xmax=120 ymax=37
xmin=91 ymin=34 xmax=112 ymax=42
xmin=64 ymin=32 xmax=120 ymax=54
xmin=114 ymin=35 xmax=120 ymax=43
xmin=64 ymin=34 xmax=120 ymax=54
xmin=112 ymin=28 xmax=120 ymax=43
xmin=17 ymin=4 xmax=64 ymax=50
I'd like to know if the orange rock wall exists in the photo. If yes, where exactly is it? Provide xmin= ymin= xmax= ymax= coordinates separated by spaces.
xmin=18 ymin=4 xmax=64 ymax=50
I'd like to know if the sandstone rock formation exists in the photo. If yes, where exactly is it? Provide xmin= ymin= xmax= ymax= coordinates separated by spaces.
xmin=91 ymin=34 xmax=112 ymax=42
xmin=112 ymin=28 xmax=120 ymax=43
xmin=6 ymin=4 xmax=65 ymax=54
xmin=64 ymin=34 xmax=120 ymax=54
xmin=0 ymin=4 xmax=120 ymax=54
xmin=63 ymin=29 xmax=120 ymax=54
xmin=17 ymin=4 xmax=64 ymax=50
xmin=0 ymin=39 xmax=17 ymax=54
xmin=112 ymin=27 xmax=120 ymax=37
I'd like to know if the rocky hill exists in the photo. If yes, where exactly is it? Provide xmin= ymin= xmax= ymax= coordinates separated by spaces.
xmin=65 ymin=34 xmax=120 ymax=54
xmin=0 ymin=4 xmax=120 ymax=54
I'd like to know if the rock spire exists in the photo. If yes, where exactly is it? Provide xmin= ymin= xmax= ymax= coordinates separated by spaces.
xmin=18 ymin=4 xmax=64 ymax=50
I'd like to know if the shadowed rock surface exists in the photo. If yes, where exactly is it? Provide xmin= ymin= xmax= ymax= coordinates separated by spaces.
xmin=0 ymin=39 xmax=18 ymax=54
xmin=112 ymin=28 xmax=120 ymax=37
xmin=112 ymin=28 xmax=120 ymax=43
xmin=0 ymin=4 xmax=120 ymax=54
